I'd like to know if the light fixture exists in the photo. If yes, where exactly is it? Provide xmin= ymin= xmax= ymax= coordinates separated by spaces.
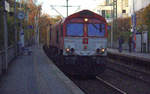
xmin=66 ymin=48 xmax=70 ymax=52
xmin=84 ymin=18 xmax=88 ymax=22
xmin=101 ymin=48 xmax=105 ymax=52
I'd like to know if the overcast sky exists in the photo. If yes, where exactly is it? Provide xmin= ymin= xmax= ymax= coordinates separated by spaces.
xmin=38 ymin=0 xmax=105 ymax=17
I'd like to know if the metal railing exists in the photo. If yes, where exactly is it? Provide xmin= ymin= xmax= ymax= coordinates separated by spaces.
xmin=0 ymin=46 xmax=16 ymax=75
xmin=108 ymin=42 xmax=129 ymax=50
xmin=108 ymin=42 xmax=150 ymax=53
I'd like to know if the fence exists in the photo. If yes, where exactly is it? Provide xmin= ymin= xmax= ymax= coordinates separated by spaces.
xmin=0 ymin=46 xmax=16 ymax=75
xmin=108 ymin=41 xmax=129 ymax=50
xmin=108 ymin=41 xmax=150 ymax=53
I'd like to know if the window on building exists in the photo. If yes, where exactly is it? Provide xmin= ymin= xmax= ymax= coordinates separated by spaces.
xmin=125 ymin=0 xmax=128 ymax=7
xmin=106 ymin=10 xmax=112 ymax=18
xmin=106 ymin=0 xmax=109 ymax=5
xmin=102 ymin=10 xmax=105 ymax=18
xmin=122 ymin=10 xmax=126 ymax=13
xmin=106 ymin=0 xmax=113 ymax=5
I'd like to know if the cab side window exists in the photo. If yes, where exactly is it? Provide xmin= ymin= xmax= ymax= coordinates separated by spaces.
xmin=50 ymin=27 xmax=52 ymax=40
xmin=56 ymin=26 xmax=59 ymax=43
xmin=61 ymin=24 xmax=63 ymax=37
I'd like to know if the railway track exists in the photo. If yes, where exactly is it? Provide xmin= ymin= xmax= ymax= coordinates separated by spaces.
xmin=107 ymin=59 xmax=150 ymax=84
xmin=96 ymin=76 xmax=127 ymax=94
xmin=98 ymin=68 xmax=150 ymax=94
xmin=107 ymin=59 xmax=150 ymax=75
xmin=69 ymin=59 xmax=150 ymax=94
xmin=44 ymin=47 xmax=150 ymax=94
xmin=70 ymin=76 xmax=124 ymax=94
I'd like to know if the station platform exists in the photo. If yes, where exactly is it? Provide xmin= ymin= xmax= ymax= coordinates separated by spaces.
xmin=107 ymin=48 xmax=150 ymax=62
xmin=0 ymin=46 xmax=84 ymax=94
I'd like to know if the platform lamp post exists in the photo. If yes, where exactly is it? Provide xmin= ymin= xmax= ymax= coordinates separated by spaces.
xmin=37 ymin=7 xmax=41 ymax=48
xmin=34 ymin=6 xmax=41 ymax=48
xmin=14 ymin=0 xmax=18 ymax=57
xmin=3 ymin=0 xmax=9 ymax=72
xmin=66 ymin=0 xmax=69 ymax=17
xmin=132 ymin=0 xmax=137 ymax=52
xmin=17 ymin=1 xmax=25 ymax=54
xmin=112 ymin=0 xmax=117 ymax=48
xmin=34 ymin=16 xmax=37 ymax=47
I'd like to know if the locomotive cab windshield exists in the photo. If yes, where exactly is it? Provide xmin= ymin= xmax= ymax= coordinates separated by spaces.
xmin=67 ymin=23 xmax=83 ymax=36
xmin=66 ymin=23 xmax=105 ymax=37
xmin=88 ymin=23 xmax=105 ymax=37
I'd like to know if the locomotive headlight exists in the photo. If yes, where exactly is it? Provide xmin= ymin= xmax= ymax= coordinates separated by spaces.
xmin=84 ymin=18 xmax=88 ymax=22
xmin=96 ymin=48 xmax=105 ymax=54
xmin=66 ymin=48 xmax=70 ymax=52
xmin=101 ymin=48 xmax=105 ymax=52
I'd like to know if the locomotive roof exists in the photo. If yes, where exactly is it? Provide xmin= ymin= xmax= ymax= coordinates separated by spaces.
xmin=60 ymin=10 xmax=107 ymax=24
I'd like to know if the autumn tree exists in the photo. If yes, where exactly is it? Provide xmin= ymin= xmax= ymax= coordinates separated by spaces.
xmin=50 ymin=15 xmax=62 ymax=24
xmin=0 ymin=0 xmax=21 ymax=49
xmin=38 ymin=14 xmax=51 ymax=44
xmin=142 ymin=4 xmax=150 ymax=52
xmin=27 ymin=0 xmax=42 ymax=25
xmin=117 ymin=17 xmax=131 ymax=32
xmin=0 ymin=0 xmax=43 ymax=49
xmin=142 ymin=4 xmax=150 ymax=29
xmin=135 ymin=5 xmax=150 ymax=52
xmin=109 ymin=17 xmax=131 ymax=42
xmin=20 ymin=0 xmax=42 ymax=44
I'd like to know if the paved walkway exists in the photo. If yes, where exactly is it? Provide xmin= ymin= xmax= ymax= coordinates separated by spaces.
xmin=108 ymin=48 xmax=150 ymax=62
xmin=0 ymin=46 xmax=84 ymax=94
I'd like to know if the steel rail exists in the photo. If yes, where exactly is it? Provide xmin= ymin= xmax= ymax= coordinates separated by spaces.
xmin=96 ymin=76 xmax=127 ymax=94
xmin=107 ymin=59 xmax=150 ymax=76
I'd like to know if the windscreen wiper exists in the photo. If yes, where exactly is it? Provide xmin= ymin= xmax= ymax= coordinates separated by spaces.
xmin=92 ymin=23 xmax=99 ymax=30
xmin=91 ymin=24 xmax=102 ymax=32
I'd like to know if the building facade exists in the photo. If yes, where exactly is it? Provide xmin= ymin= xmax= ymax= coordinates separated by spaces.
xmin=95 ymin=0 xmax=129 ymax=22
xmin=129 ymin=0 xmax=150 ymax=15
xmin=95 ymin=0 xmax=150 ymax=19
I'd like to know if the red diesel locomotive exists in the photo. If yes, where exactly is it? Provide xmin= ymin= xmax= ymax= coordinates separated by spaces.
xmin=48 ymin=10 xmax=108 ymax=76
